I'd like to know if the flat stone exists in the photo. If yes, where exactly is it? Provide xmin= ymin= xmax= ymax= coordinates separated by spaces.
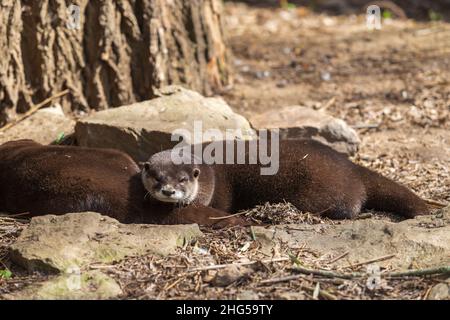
xmin=252 ymin=208 xmax=450 ymax=269
xmin=249 ymin=106 xmax=360 ymax=155
xmin=75 ymin=86 xmax=255 ymax=162
xmin=10 ymin=212 xmax=203 ymax=273
xmin=3 ymin=270 xmax=122 ymax=300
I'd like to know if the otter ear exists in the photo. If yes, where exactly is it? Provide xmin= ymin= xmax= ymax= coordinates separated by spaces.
xmin=193 ymin=168 xmax=200 ymax=178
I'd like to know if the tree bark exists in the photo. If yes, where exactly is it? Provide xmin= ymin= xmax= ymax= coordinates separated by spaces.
xmin=0 ymin=0 xmax=230 ymax=126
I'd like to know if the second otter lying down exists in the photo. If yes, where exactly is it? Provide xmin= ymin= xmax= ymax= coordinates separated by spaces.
xmin=143 ymin=139 xmax=429 ymax=220
xmin=0 ymin=139 xmax=428 ymax=227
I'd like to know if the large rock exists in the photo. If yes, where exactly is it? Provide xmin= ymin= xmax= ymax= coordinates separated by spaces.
xmin=0 ymin=105 xmax=75 ymax=145
xmin=249 ymin=106 xmax=360 ymax=155
xmin=10 ymin=212 xmax=202 ymax=273
xmin=252 ymin=207 xmax=450 ymax=269
xmin=3 ymin=271 xmax=122 ymax=300
xmin=75 ymin=86 xmax=255 ymax=161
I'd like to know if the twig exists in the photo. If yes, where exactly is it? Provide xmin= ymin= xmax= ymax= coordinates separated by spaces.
xmin=208 ymin=211 xmax=247 ymax=220
xmin=187 ymin=257 xmax=289 ymax=272
xmin=386 ymin=266 xmax=450 ymax=278
xmin=259 ymin=274 xmax=306 ymax=285
xmin=291 ymin=265 xmax=362 ymax=279
xmin=0 ymin=89 xmax=69 ymax=132
xmin=259 ymin=274 xmax=338 ymax=299
xmin=328 ymin=251 xmax=349 ymax=264
xmin=308 ymin=285 xmax=337 ymax=300
xmin=164 ymin=276 xmax=186 ymax=291
xmin=320 ymin=97 xmax=336 ymax=111
xmin=424 ymin=199 xmax=448 ymax=208
xmin=344 ymin=254 xmax=396 ymax=269
xmin=0 ymin=212 xmax=31 ymax=218
xmin=352 ymin=123 xmax=380 ymax=129
xmin=260 ymin=273 xmax=344 ymax=285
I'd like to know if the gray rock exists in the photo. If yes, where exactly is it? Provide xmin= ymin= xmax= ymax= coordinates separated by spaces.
xmin=10 ymin=212 xmax=203 ymax=273
xmin=0 ymin=105 xmax=75 ymax=145
xmin=249 ymin=106 xmax=360 ymax=155
xmin=3 ymin=270 xmax=122 ymax=300
xmin=427 ymin=283 xmax=449 ymax=300
xmin=75 ymin=86 xmax=255 ymax=162
xmin=251 ymin=209 xmax=450 ymax=269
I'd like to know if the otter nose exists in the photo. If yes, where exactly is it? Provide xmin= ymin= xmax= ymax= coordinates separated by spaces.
xmin=162 ymin=189 xmax=175 ymax=196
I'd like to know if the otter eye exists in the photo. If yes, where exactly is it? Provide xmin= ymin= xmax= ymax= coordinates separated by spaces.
xmin=179 ymin=177 xmax=188 ymax=183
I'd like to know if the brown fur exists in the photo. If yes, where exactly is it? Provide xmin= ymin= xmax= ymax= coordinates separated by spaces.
xmin=144 ymin=139 xmax=429 ymax=219
xmin=0 ymin=140 xmax=244 ymax=227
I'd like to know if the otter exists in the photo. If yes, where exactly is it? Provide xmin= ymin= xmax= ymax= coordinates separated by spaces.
xmin=142 ymin=139 xmax=429 ymax=219
xmin=0 ymin=140 xmax=244 ymax=228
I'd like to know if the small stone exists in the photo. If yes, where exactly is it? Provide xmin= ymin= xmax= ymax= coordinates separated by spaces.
xmin=275 ymin=291 xmax=307 ymax=300
xmin=427 ymin=283 xmax=449 ymax=300
xmin=211 ymin=265 xmax=252 ymax=287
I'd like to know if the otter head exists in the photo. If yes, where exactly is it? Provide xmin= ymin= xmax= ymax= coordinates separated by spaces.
xmin=141 ymin=151 xmax=201 ymax=205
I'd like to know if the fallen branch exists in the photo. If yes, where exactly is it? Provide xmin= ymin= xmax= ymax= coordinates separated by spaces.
xmin=289 ymin=252 xmax=450 ymax=279
xmin=328 ymin=251 xmax=349 ymax=264
xmin=386 ymin=266 xmax=450 ymax=278
xmin=260 ymin=273 xmax=345 ymax=286
xmin=0 ymin=89 xmax=69 ymax=133
xmin=187 ymin=257 xmax=289 ymax=272
xmin=290 ymin=265 xmax=450 ymax=280
xmin=291 ymin=265 xmax=361 ymax=279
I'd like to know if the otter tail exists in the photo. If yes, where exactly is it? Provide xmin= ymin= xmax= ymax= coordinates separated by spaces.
xmin=357 ymin=165 xmax=429 ymax=218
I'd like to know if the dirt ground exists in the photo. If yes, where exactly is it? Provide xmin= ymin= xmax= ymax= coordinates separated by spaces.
xmin=1 ymin=3 xmax=449 ymax=300
xmin=222 ymin=3 xmax=450 ymax=204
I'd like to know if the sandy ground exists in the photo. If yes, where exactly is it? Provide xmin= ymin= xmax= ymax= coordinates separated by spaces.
xmin=1 ymin=3 xmax=449 ymax=300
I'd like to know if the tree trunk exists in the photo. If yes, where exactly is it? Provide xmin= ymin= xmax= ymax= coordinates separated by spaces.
xmin=0 ymin=0 xmax=230 ymax=126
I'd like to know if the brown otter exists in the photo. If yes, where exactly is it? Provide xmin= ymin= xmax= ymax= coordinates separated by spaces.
xmin=142 ymin=139 xmax=429 ymax=219
xmin=0 ymin=140 xmax=244 ymax=228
